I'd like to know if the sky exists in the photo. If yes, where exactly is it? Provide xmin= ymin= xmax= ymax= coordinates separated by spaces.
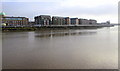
xmin=1 ymin=0 xmax=119 ymax=23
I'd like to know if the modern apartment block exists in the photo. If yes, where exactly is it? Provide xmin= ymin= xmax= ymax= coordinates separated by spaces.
xmin=78 ymin=19 xmax=97 ymax=25
xmin=34 ymin=15 xmax=98 ymax=26
xmin=64 ymin=17 xmax=71 ymax=25
xmin=89 ymin=19 xmax=97 ymax=24
xmin=70 ymin=18 xmax=79 ymax=25
xmin=52 ymin=16 xmax=65 ymax=25
xmin=34 ymin=15 xmax=51 ymax=26
xmin=2 ymin=16 xmax=29 ymax=26
xmin=78 ymin=19 xmax=90 ymax=25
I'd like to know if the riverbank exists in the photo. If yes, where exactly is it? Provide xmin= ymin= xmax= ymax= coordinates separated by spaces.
xmin=2 ymin=24 xmax=114 ymax=32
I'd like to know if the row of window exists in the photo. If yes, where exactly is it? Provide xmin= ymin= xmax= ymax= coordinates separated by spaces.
xmin=3 ymin=20 xmax=28 ymax=24
xmin=4 ymin=18 xmax=23 ymax=20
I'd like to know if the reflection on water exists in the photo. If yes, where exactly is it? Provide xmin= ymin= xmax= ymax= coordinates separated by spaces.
xmin=35 ymin=30 xmax=96 ymax=37
xmin=2 ymin=27 xmax=118 ymax=69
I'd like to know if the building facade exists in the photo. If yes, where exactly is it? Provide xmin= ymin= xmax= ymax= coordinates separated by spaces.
xmin=52 ymin=16 xmax=65 ymax=25
xmin=79 ymin=19 xmax=89 ymax=25
xmin=89 ymin=19 xmax=97 ymax=24
xmin=70 ymin=18 xmax=78 ymax=25
xmin=64 ymin=17 xmax=70 ymax=25
xmin=34 ymin=15 xmax=51 ymax=26
xmin=79 ymin=19 xmax=97 ymax=25
xmin=2 ymin=16 xmax=29 ymax=26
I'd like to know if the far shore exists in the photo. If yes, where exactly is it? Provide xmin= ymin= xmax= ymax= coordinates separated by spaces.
xmin=2 ymin=24 xmax=116 ymax=32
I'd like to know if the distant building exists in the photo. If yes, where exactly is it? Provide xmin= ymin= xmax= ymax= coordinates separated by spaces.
xmin=101 ymin=21 xmax=110 ymax=25
xmin=52 ymin=16 xmax=65 ymax=25
xmin=70 ymin=18 xmax=78 ymax=25
xmin=106 ymin=21 xmax=110 ymax=24
xmin=0 ymin=12 xmax=5 ymax=26
xmin=0 ymin=12 xmax=6 ymax=26
xmin=79 ymin=19 xmax=97 ymax=25
xmin=78 ymin=19 xmax=90 ymax=25
xmin=34 ymin=15 xmax=51 ymax=26
xmin=1 ymin=13 xmax=100 ymax=27
xmin=0 ymin=12 xmax=6 ymax=17
xmin=0 ymin=12 xmax=29 ymax=26
xmin=64 ymin=17 xmax=70 ymax=25
xmin=2 ymin=16 xmax=29 ymax=26
xmin=89 ymin=19 xmax=97 ymax=24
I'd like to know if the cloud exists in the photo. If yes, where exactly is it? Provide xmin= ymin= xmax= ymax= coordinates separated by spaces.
xmin=60 ymin=0 xmax=119 ymax=7
xmin=2 ymin=0 xmax=62 ymax=2
xmin=56 ymin=4 xmax=117 ymax=16
xmin=2 ymin=0 xmax=119 ymax=23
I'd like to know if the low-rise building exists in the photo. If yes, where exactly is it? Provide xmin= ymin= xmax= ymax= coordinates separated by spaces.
xmin=2 ymin=16 xmax=29 ymax=26
xmin=0 ymin=12 xmax=4 ymax=26
xmin=34 ymin=15 xmax=51 ymax=26
xmin=1 ymin=12 xmax=29 ymax=26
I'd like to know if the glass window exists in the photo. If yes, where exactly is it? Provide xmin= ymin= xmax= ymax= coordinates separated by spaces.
xmin=5 ymin=18 xmax=22 ymax=20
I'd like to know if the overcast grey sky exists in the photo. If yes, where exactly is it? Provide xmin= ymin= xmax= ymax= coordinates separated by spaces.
xmin=2 ymin=0 xmax=119 ymax=23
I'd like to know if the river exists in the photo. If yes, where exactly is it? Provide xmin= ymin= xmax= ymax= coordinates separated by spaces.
xmin=2 ymin=26 xmax=118 ymax=69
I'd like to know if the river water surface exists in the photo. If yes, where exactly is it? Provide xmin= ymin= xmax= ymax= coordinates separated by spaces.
xmin=2 ymin=26 xmax=118 ymax=69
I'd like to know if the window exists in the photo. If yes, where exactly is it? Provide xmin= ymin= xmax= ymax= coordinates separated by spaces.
xmin=5 ymin=18 xmax=22 ymax=20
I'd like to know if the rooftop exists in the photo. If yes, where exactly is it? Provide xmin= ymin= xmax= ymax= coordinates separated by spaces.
xmin=0 ymin=12 xmax=6 ymax=16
